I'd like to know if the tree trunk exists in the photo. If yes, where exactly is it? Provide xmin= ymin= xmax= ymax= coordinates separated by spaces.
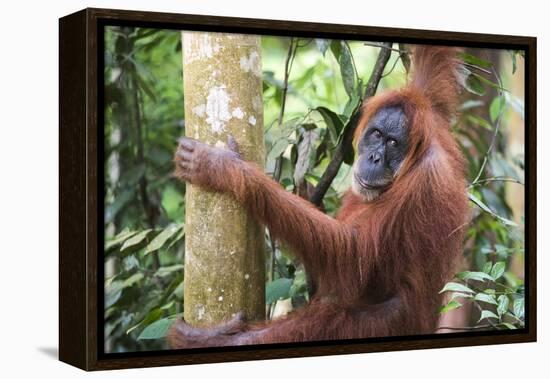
xmin=181 ymin=32 xmax=266 ymax=326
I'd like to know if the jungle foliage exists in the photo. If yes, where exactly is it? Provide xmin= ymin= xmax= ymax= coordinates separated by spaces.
xmin=103 ymin=26 xmax=525 ymax=352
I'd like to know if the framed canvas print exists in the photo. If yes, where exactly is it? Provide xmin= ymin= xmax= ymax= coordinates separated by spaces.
xmin=59 ymin=8 xmax=536 ymax=371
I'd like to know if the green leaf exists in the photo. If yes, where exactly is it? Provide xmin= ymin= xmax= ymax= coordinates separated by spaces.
xmin=127 ymin=308 xmax=163 ymax=335
xmin=482 ymin=261 xmax=493 ymax=274
xmin=137 ymin=317 xmax=176 ymax=340
xmin=144 ymin=224 xmax=182 ymax=255
xmin=460 ymin=52 xmax=492 ymax=69
xmin=474 ymin=73 xmax=507 ymax=92
xmin=468 ymin=193 xmax=518 ymax=227
xmin=439 ymin=282 xmax=475 ymax=294
xmin=464 ymin=72 xmax=486 ymax=96
xmin=338 ymin=42 xmax=356 ymax=97
xmin=513 ymin=297 xmax=525 ymax=319
xmin=439 ymin=300 xmax=463 ymax=314
xmin=304 ymin=173 xmax=321 ymax=186
xmin=497 ymin=295 xmax=510 ymax=317
xmin=165 ymin=227 xmax=185 ymax=252
xmin=474 ymin=293 xmax=498 ymax=305
xmin=160 ymin=301 xmax=175 ymax=310
xmin=120 ymin=229 xmax=153 ymax=252
xmin=457 ymin=271 xmax=494 ymax=282
xmin=329 ymin=40 xmax=342 ymax=61
xmin=450 ymin=292 xmax=473 ymax=301
xmin=500 ymin=322 xmax=517 ymax=330
xmin=266 ymin=278 xmax=293 ymax=304
xmin=490 ymin=261 xmax=506 ymax=280
xmin=105 ymin=229 xmax=138 ymax=253
xmin=155 ymin=264 xmax=184 ymax=278
xmin=489 ymin=97 xmax=504 ymax=123
xmin=478 ymin=310 xmax=499 ymax=323
xmin=467 ymin=115 xmax=493 ymax=132
xmin=315 ymin=107 xmax=344 ymax=145
xmin=104 ymin=280 xmax=124 ymax=309
xmin=294 ymin=130 xmax=320 ymax=187
xmin=315 ymin=39 xmax=330 ymax=57
xmin=343 ymin=92 xmax=361 ymax=119
xmin=509 ymin=51 xmax=518 ymax=74
xmin=105 ymin=280 xmax=124 ymax=308
xmin=267 ymin=138 xmax=290 ymax=161
xmin=122 ymin=255 xmax=140 ymax=271
xmin=459 ymin=99 xmax=484 ymax=111
xmin=123 ymin=272 xmax=144 ymax=288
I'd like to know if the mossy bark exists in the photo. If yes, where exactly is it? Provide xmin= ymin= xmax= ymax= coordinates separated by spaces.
xmin=182 ymin=32 xmax=266 ymax=326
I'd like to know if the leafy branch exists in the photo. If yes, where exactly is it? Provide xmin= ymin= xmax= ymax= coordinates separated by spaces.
xmin=309 ymin=42 xmax=393 ymax=206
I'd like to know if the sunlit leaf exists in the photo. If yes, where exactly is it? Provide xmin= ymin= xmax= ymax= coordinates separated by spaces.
xmin=497 ymin=295 xmax=510 ymax=316
xmin=450 ymin=292 xmax=473 ymax=301
xmin=144 ymin=224 xmax=182 ymax=255
xmin=478 ymin=310 xmax=499 ymax=323
xmin=439 ymin=282 xmax=475 ymax=294
xmin=474 ymin=293 xmax=497 ymax=305
xmin=513 ymin=297 xmax=525 ymax=319
xmin=439 ymin=300 xmax=463 ymax=314
xmin=490 ymin=261 xmax=506 ymax=280
xmin=105 ymin=229 xmax=138 ymax=253
xmin=457 ymin=271 xmax=494 ymax=282
xmin=304 ymin=173 xmax=321 ymax=186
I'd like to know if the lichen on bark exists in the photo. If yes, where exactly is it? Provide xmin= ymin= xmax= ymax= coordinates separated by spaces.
xmin=181 ymin=32 xmax=266 ymax=326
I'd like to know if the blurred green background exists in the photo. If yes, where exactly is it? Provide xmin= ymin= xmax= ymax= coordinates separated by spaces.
xmin=103 ymin=26 xmax=525 ymax=353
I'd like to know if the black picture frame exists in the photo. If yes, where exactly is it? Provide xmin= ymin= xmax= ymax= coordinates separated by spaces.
xmin=59 ymin=7 xmax=537 ymax=371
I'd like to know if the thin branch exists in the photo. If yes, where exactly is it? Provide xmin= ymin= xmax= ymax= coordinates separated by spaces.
xmin=472 ymin=301 xmax=499 ymax=329
xmin=268 ymin=38 xmax=297 ymax=306
xmin=398 ymin=43 xmax=411 ymax=73
xmin=345 ymin=41 xmax=361 ymax=84
xmin=272 ymin=38 xmax=297 ymax=182
xmin=471 ymin=65 xmax=506 ymax=184
xmin=309 ymin=42 xmax=393 ymax=206
xmin=463 ymin=62 xmax=492 ymax=75
xmin=363 ymin=42 xmax=407 ymax=55
xmin=381 ymin=55 xmax=402 ymax=78
xmin=467 ymin=177 xmax=524 ymax=189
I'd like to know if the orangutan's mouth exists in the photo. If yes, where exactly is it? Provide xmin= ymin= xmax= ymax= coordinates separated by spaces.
xmin=354 ymin=173 xmax=391 ymax=191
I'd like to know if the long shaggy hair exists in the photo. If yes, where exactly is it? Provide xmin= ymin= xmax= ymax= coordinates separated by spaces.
xmin=168 ymin=45 xmax=470 ymax=348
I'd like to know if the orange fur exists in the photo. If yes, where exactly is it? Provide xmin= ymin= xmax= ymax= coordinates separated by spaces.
xmin=168 ymin=45 xmax=469 ymax=348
